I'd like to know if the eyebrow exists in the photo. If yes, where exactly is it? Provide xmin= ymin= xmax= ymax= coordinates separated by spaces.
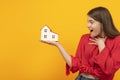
xmin=89 ymin=20 xmax=94 ymax=22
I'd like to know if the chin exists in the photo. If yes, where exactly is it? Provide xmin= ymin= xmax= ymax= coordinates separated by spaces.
xmin=90 ymin=34 xmax=97 ymax=38
xmin=90 ymin=34 xmax=94 ymax=38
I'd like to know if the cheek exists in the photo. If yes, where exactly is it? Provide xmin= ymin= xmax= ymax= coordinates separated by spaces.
xmin=96 ymin=28 xmax=101 ymax=33
xmin=94 ymin=24 xmax=101 ymax=33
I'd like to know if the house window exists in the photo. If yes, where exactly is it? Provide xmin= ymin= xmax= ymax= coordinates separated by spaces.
xmin=44 ymin=35 xmax=47 ymax=38
xmin=52 ymin=35 xmax=55 ymax=38
xmin=44 ymin=29 xmax=47 ymax=32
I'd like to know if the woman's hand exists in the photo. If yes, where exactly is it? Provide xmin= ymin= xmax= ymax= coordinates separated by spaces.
xmin=40 ymin=40 xmax=59 ymax=46
xmin=89 ymin=37 xmax=106 ymax=45
xmin=89 ymin=37 xmax=107 ymax=53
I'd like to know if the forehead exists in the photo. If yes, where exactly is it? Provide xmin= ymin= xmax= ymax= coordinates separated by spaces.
xmin=87 ymin=16 xmax=95 ymax=21
xmin=87 ymin=16 xmax=102 ymax=25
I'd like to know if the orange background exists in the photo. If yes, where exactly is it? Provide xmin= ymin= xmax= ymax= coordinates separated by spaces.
xmin=0 ymin=0 xmax=120 ymax=80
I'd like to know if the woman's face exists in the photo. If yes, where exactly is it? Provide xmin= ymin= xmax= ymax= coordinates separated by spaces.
xmin=87 ymin=16 xmax=104 ymax=38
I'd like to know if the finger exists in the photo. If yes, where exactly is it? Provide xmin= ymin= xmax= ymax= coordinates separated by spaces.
xmin=40 ymin=40 xmax=46 ymax=43
xmin=40 ymin=40 xmax=46 ymax=42
xmin=88 ymin=42 xmax=97 ymax=45
xmin=89 ymin=38 xmax=96 ymax=42
xmin=40 ymin=40 xmax=50 ymax=44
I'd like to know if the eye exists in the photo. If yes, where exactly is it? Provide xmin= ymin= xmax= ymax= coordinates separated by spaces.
xmin=90 ymin=21 xmax=94 ymax=24
xmin=88 ymin=20 xmax=94 ymax=24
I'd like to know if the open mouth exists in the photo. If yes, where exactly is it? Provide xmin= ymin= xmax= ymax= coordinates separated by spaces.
xmin=90 ymin=30 xmax=93 ymax=32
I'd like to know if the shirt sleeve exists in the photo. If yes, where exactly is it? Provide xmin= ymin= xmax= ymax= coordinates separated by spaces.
xmin=66 ymin=35 xmax=86 ymax=75
xmin=80 ymin=37 xmax=120 ymax=77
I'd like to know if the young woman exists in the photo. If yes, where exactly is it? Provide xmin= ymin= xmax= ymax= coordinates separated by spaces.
xmin=41 ymin=7 xmax=120 ymax=80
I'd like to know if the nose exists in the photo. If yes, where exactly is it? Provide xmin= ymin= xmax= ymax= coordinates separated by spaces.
xmin=87 ymin=22 xmax=91 ymax=28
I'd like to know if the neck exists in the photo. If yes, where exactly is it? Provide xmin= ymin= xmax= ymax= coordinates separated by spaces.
xmin=97 ymin=31 xmax=106 ymax=38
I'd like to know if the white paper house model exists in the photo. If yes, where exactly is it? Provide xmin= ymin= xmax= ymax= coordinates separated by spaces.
xmin=41 ymin=26 xmax=58 ymax=41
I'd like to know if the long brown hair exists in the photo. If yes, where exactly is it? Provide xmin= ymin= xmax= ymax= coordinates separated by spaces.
xmin=87 ymin=7 xmax=120 ymax=38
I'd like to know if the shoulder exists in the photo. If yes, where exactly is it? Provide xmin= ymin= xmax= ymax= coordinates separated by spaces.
xmin=114 ymin=36 xmax=120 ymax=45
xmin=115 ymin=35 xmax=120 ymax=39
xmin=81 ymin=34 xmax=90 ymax=39
xmin=114 ymin=35 xmax=120 ymax=42
xmin=79 ymin=34 xmax=90 ymax=42
xmin=109 ymin=35 xmax=120 ymax=45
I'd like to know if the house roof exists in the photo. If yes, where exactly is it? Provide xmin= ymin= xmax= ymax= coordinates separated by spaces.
xmin=40 ymin=25 xmax=59 ymax=35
